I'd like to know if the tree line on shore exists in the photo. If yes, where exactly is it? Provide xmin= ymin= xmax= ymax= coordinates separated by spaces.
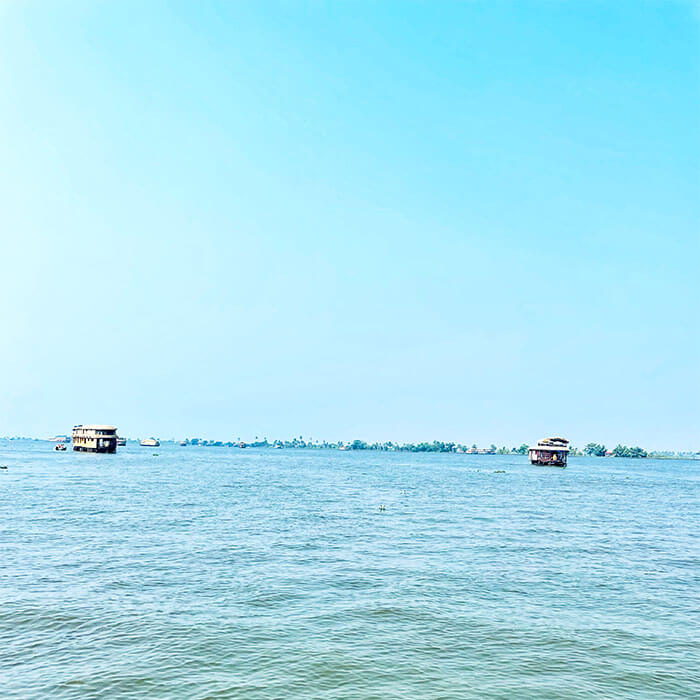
xmin=172 ymin=437 xmax=692 ymax=458
xmin=5 ymin=435 xmax=690 ymax=459
xmin=583 ymin=443 xmax=648 ymax=458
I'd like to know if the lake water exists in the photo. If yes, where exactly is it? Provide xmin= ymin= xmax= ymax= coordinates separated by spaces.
xmin=1 ymin=440 xmax=698 ymax=698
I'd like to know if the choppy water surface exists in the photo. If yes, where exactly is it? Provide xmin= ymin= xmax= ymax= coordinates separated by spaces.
xmin=1 ymin=440 xmax=698 ymax=698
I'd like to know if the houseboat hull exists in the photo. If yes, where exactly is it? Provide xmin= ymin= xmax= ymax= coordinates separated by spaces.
xmin=529 ymin=451 xmax=567 ymax=467
xmin=74 ymin=444 xmax=116 ymax=453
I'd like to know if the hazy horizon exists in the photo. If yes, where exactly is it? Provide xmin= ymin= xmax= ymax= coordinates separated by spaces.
xmin=1 ymin=2 xmax=698 ymax=450
xmin=0 ymin=431 xmax=694 ymax=456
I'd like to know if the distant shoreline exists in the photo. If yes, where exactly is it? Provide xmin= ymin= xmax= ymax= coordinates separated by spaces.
xmin=2 ymin=436 xmax=698 ymax=460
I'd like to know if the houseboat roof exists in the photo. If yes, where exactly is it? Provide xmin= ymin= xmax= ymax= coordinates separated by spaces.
xmin=530 ymin=437 xmax=570 ymax=452
xmin=74 ymin=424 xmax=117 ymax=431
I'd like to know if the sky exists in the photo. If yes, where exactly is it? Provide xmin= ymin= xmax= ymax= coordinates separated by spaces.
xmin=0 ymin=1 xmax=698 ymax=449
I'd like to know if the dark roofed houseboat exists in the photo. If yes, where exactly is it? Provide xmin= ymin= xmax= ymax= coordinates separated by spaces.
xmin=529 ymin=437 xmax=569 ymax=468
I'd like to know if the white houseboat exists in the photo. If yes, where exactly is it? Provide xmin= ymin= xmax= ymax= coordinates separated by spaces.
xmin=529 ymin=437 xmax=569 ymax=467
xmin=73 ymin=425 xmax=118 ymax=453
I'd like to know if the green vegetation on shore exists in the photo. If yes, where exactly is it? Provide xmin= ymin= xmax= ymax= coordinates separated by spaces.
xmin=584 ymin=442 xmax=649 ymax=458
xmin=169 ymin=437 xmax=695 ymax=459
xmin=2 ymin=436 xmax=696 ymax=459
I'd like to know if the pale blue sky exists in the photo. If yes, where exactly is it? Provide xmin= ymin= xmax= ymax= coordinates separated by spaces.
xmin=1 ymin=1 xmax=698 ymax=448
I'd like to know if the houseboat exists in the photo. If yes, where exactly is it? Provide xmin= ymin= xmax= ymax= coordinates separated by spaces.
xmin=529 ymin=437 xmax=569 ymax=467
xmin=73 ymin=425 xmax=118 ymax=453
xmin=140 ymin=438 xmax=160 ymax=447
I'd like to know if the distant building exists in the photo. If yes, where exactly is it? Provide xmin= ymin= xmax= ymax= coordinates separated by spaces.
xmin=72 ymin=425 xmax=118 ymax=453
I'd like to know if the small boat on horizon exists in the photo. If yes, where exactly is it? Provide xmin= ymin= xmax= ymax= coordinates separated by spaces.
xmin=140 ymin=438 xmax=160 ymax=447
xmin=116 ymin=437 xmax=127 ymax=447
xmin=54 ymin=443 xmax=67 ymax=451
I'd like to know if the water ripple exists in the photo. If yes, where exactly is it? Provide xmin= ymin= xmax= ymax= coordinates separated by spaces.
xmin=0 ymin=441 xmax=698 ymax=698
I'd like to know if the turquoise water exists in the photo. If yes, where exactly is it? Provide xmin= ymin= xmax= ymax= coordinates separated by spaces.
xmin=1 ymin=440 xmax=698 ymax=699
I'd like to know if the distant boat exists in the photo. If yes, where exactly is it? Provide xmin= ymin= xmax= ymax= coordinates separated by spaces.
xmin=529 ymin=437 xmax=569 ymax=467
xmin=54 ymin=443 xmax=67 ymax=451
xmin=140 ymin=438 xmax=160 ymax=447
xmin=116 ymin=437 xmax=127 ymax=447
xmin=179 ymin=440 xmax=187 ymax=446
